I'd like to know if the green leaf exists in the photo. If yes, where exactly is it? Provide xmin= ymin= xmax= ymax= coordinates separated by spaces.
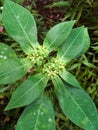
xmin=52 ymin=76 xmax=98 ymax=130
xmin=47 ymin=1 xmax=70 ymax=8
xmin=78 ymin=28 xmax=90 ymax=56
xmin=60 ymin=70 xmax=81 ymax=88
xmin=0 ymin=85 xmax=10 ymax=93
xmin=0 ymin=58 xmax=30 ymax=84
xmin=83 ymin=60 xmax=97 ymax=68
xmin=0 ymin=43 xmax=18 ymax=61
xmin=0 ymin=43 xmax=31 ymax=84
xmin=57 ymin=26 xmax=85 ymax=63
xmin=86 ymin=0 xmax=92 ymax=6
xmin=16 ymin=94 xmax=55 ymax=130
xmin=5 ymin=74 xmax=48 ymax=110
xmin=43 ymin=21 xmax=75 ymax=52
xmin=2 ymin=0 xmax=39 ymax=54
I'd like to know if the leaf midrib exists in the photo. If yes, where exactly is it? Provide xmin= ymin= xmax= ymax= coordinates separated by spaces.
xmin=8 ymin=76 xmax=45 ymax=108
xmin=34 ymin=96 xmax=53 ymax=130
xmin=34 ymin=95 xmax=43 ymax=130
xmin=0 ymin=60 xmax=32 ymax=78
xmin=60 ymin=28 xmax=83 ymax=60
xmin=47 ymin=23 xmax=73 ymax=50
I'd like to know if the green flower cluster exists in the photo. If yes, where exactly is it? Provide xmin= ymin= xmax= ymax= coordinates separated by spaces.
xmin=27 ymin=45 xmax=65 ymax=79
xmin=42 ymin=57 xmax=65 ymax=79
xmin=27 ymin=45 xmax=48 ymax=66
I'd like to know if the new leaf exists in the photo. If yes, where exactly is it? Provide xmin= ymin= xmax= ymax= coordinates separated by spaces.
xmin=43 ymin=21 xmax=75 ymax=52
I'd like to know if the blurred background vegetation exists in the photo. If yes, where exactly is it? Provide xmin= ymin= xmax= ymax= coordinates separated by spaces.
xmin=0 ymin=0 xmax=98 ymax=130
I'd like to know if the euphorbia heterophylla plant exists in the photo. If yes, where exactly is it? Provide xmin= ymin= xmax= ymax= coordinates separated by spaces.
xmin=1 ymin=0 xmax=98 ymax=130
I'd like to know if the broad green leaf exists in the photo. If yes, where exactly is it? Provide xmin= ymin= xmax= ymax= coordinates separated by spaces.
xmin=2 ymin=0 xmax=39 ymax=54
xmin=5 ymin=74 xmax=48 ymax=110
xmin=57 ymin=26 xmax=84 ymax=63
xmin=43 ymin=21 xmax=75 ymax=52
xmin=0 ymin=58 xmax=30 ymax=84
xmin=52 ymin=76 xmax=98 ymax=130
xmin=0 ymin=43 xmax=18 ymax=61
xmin=60 ymin=70 xmax=81 ymax=88
xmin=78 ymin=28 xmax=90 ymax=56
xmin=0 ymin=43 xmax=31 ymax=84
xmin=16 ymin=94 xmax=55 ymax=130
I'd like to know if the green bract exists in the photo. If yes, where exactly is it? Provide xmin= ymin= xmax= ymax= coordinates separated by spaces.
xmin=1 ymin=0 xmax=98 ymax=130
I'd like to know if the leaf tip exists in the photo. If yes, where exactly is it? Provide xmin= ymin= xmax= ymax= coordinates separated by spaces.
xmin=4 ymin=106 xmax=9 ymax=111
